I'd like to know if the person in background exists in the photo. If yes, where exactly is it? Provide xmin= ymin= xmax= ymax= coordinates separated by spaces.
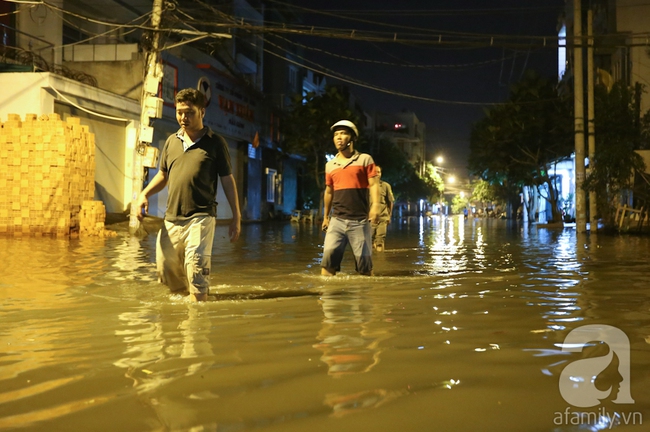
xmin=135 ymin=88 xmax=241 ymax=302
xmin=321 ymin=120 xmax=380 ymax=276
xmin=370 ymin=166 xmax=394 ymax=252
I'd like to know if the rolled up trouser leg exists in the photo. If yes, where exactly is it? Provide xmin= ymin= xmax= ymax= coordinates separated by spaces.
xmin=183 ymin=216 xmax=215 ymax=296
xmin=157 ymin=220 xmax=189 ymax=294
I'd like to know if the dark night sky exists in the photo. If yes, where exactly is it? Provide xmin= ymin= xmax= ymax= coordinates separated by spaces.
xmin=270 ymin=0 xmax=566 ymax=176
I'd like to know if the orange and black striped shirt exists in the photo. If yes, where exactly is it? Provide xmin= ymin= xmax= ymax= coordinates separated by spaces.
xmin=325 ymin=151 xmax=377 ymax=221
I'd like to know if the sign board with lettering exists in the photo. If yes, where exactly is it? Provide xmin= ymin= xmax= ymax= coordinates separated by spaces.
xmin=160 ymin=52 xmax=258 ymax=144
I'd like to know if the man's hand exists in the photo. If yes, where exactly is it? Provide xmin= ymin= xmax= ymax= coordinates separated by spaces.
xmin=229 ymin=217 xmax=241 ymax=242
xmin=369 ymin=203 xmax=381 ymax=224
xmin=134 ymin=193 xmax=148 ymax=221
xmin=321 ymin=216 xmax=330 ymax=232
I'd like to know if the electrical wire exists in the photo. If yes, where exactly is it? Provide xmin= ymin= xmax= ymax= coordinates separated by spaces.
xmin=49 ymin=86 xmax=133 ymax=122
xmin=48 ymin=9 xmax=149 ymax=49
xmin=262 ymin=36 xmax=503 ymax=106
xmin=2 ymin=0 xmax=41 ymax=4
xmin=0 ymin=9 xmax=21 ymax=17
xmin=266 ymin=0 xmax=561 ymax=39
xmin=268 ymin=32 xmax=543 ymax=71
xmin=184 ymin=11 xmax=650 ymax=51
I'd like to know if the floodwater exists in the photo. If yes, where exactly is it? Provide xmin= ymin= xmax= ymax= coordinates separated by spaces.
xmin=1 ymin=216 xmax=650 ymax=432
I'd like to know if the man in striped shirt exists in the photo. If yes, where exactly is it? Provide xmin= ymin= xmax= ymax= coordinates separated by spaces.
xmin=321 ymin=120 xmax=380 ymax=276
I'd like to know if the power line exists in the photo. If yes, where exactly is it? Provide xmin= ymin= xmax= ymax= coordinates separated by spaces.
xmin=180 ymin=10 xmax=650 ymax=51
xmin=266 ymin=0 xmax=562 ymax=39
xmin=263 ymin=35 xmax=530 ymax=106
xmin=269 ymin=32 xmax=546 ymax=71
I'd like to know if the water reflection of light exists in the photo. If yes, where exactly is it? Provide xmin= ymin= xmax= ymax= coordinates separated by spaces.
xmin=114 ymin=304 xmax=216 ymax=395
xmin=418 ymin=216 xmax=425 ymax=246
xmin=520 ymin=229 xmax=585 ymax=340
xmin=421 ymin=216 xmax=469 ymax=275
xmin=106 ymin=236 xmax=157 ymax=282
xmin=473 ymin=226 xmax=486 ymax=270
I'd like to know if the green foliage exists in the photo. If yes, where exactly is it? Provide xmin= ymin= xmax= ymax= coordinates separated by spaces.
xmin=583 ymin=82 xmax=649 ymax=224
xmin=451 ymin=194 xmax=470 ymax=214
xmin=471 ymin=179 xmax=499 ymax=207
xmin=370 ymin=135 xmax=442 ymax=202
xmin=468 ymin=70 xmax=574 ymax=221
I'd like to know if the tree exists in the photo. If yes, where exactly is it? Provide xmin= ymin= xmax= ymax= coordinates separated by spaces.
xmin=371 ymin=138 xmax=441 ymax=203
xmin=469 ymin=70 xmax=574 ymax=222
xmin=470 ymin=179 xmax=500 ymax=212
xmin=451 ymin=194 xmax=470 ymax=214
xmin=280 ymin=86 xmax=358 ymax=216
xmin=281 ymin=86 xmax=441 ymax=214
xmin=583 ymin=82 xmax=649 ymax=226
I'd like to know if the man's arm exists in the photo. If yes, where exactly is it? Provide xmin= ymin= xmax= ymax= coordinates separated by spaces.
xmin=322 ymin=185 xmax=333 ymax=231
xmin=135 ymin=170 xmax=168 ymax=220
xmin=220 ymin=174 xmax=241 ymax=242
xmin=386 ymin=183 xmax=394 ymax=223
xmin=368 ymin=176 xmax=381 ymax=223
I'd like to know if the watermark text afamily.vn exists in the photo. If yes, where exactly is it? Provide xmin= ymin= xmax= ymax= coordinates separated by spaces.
xmin=554 ymin=407 xmax=642 ymax=429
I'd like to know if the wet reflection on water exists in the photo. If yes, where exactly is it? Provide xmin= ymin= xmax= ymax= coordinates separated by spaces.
xmin=1 ymin=216 xmax=649 ymax=431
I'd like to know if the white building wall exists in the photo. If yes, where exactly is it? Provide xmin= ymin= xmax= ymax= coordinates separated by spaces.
xmin=0 ymin=73 xmax=140 ymax=213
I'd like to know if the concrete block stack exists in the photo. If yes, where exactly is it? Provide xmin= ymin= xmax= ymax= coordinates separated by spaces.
xmin=79 ymin=200 xmax=116 ymax=237
xmin=0 ymin=113 xmax=110 ymax=237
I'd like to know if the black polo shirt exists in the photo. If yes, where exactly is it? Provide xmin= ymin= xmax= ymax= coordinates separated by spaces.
xmin=159 ymin=128 xmax=232 ymax=221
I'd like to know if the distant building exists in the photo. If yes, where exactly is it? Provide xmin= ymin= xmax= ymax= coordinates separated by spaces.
xmin=373 ymin=110 xmax=426 ymax=173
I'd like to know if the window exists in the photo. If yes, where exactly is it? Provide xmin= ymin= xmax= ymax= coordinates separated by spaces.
xmin=248 ymin=143 xmax=257 ymax=159
xmin=63 ymin=24 xmax=89 ymax=45
xmin=288 ymin=66 xmax=297 ymax=92
xmin=558 ymin=25 xmax=567 ymax=81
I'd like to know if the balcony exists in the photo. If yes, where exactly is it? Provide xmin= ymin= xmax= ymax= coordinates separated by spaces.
xmin=63 ymin=44 xmax=139 ymax=62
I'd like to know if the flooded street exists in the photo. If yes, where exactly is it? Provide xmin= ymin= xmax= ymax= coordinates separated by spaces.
xmin=1 ymin=216 xmax=650 ymax=431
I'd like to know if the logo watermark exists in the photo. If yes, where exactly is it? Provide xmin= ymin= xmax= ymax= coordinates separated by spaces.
xmin=554 ymin=325 xmax=642 ymax=429
xmin=553 ymin=407 xmax=642 ymax=429
xmin=558 ymin=324 xmax=634 ymax=407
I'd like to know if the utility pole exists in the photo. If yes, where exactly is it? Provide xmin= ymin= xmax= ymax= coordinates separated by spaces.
xmin=129 ymin=0 xmax=164 ymax=235
xmin=587 ymin=9 xmax=598 ymax=231
xmin=573 ymin=0 xmax=587 ymax=233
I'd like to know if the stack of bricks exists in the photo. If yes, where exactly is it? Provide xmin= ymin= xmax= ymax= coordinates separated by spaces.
xmin=79 ymin=200 xmax=116 ymax=237
xmin=0 ymin=113 xmax=105 ymax=237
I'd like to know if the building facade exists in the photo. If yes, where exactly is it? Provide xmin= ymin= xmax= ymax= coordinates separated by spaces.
xmin=0 ymin=0 xmax=308 ymax=222
xmin=373 ymin=110 xmax=427 ymax=173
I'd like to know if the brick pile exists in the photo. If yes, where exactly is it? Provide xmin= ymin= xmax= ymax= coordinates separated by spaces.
xmin=79 ymin=200 xmax=116 ymax=237
xmin=0 ymin=113 xmax=114 ymax=237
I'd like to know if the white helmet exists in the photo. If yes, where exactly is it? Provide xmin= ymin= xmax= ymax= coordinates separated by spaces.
xmin=330 ymin=120 xmax=358 ymax=138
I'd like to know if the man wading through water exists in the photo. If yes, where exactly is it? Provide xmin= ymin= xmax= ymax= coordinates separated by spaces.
xmin=321 ymin=120 xmax=380 ymax=276
xmin=135 ymin=88 xmax=241 ymax=301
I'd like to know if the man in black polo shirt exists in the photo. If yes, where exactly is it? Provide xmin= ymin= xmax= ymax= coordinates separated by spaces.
xmin=135 ymin=88 xmax=241 ymax=301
